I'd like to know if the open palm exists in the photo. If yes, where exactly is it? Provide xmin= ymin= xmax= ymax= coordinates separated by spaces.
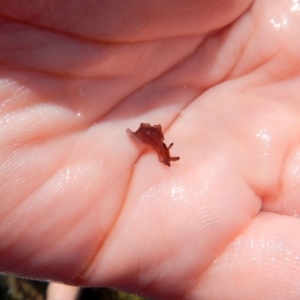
xmin=1 ymin=0 xmax=300 ymax=299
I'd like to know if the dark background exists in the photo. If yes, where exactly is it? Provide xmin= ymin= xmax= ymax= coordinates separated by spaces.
xmin=0 ymin=276 xmax=147 ymax=300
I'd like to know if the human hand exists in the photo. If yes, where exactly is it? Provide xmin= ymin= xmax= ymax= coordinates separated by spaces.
xmin=1 ymin=0 xmax=300 ymax=299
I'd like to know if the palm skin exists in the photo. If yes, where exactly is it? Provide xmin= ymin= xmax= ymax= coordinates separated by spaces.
xmin=1 ymin=0 xmax=300 ymax=299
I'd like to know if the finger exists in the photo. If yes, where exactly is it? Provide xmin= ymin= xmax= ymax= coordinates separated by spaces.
xmin=47 ymin=282 xmax=81 ymax=300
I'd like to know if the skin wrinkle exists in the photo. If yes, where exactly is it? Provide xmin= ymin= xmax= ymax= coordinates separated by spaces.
xmin=192 ymin=205 xmax=261 ymax=297
xmin=74 ymin=171 xmax=131 ymax=285
xmin=75 ymin=160 xmax=136 ymax=284
xmin=3 ymin=174 xmax=107 ymax=281
xmin=0 ymin=15 xmax=117 ymax=45
xmin=94 ymin=150 xmax=260 ymax=292
xmin=190 ymin=205 xmax=261 ymax=295
xmin=0 ymin=168 xmax=54 ymax=226
xmin=3 ymin=0 xmax=300 ymax=299
xmin=262 ymin=143 xmax=299 ymax=209
xmin=91 ymin=38 xmax=204 ymax=123
xmin=261 ymin=144 xmax=288 ymax=204
xmin=0 ymin=79 xmax=119 ymax=140
xmin=0 ymin=1 xmax=252 ymax=42
xmin=0 ymin=18 xmax=205 ymax=77
xmin=0 ymin=29 xmax=206 ymax=133
xmin=0 ymin=143 xmax=70 ymax=222
xmin=0 ymin=14 xmax=208 ymax=45
xmin=0 ymin=168 xmax=88 ymax=270
xmin=94 ymin=76 xmax=196 ymax=125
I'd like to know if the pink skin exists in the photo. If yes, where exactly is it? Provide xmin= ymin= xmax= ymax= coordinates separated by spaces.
xmin=47 ymin=283 xmax=81 ymax=300
xmin=1 ymin=0 xmax=300 ymax=299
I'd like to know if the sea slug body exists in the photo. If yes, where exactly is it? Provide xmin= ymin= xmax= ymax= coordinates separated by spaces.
xmin=126 ymin=123 xmax=180 ymax=167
